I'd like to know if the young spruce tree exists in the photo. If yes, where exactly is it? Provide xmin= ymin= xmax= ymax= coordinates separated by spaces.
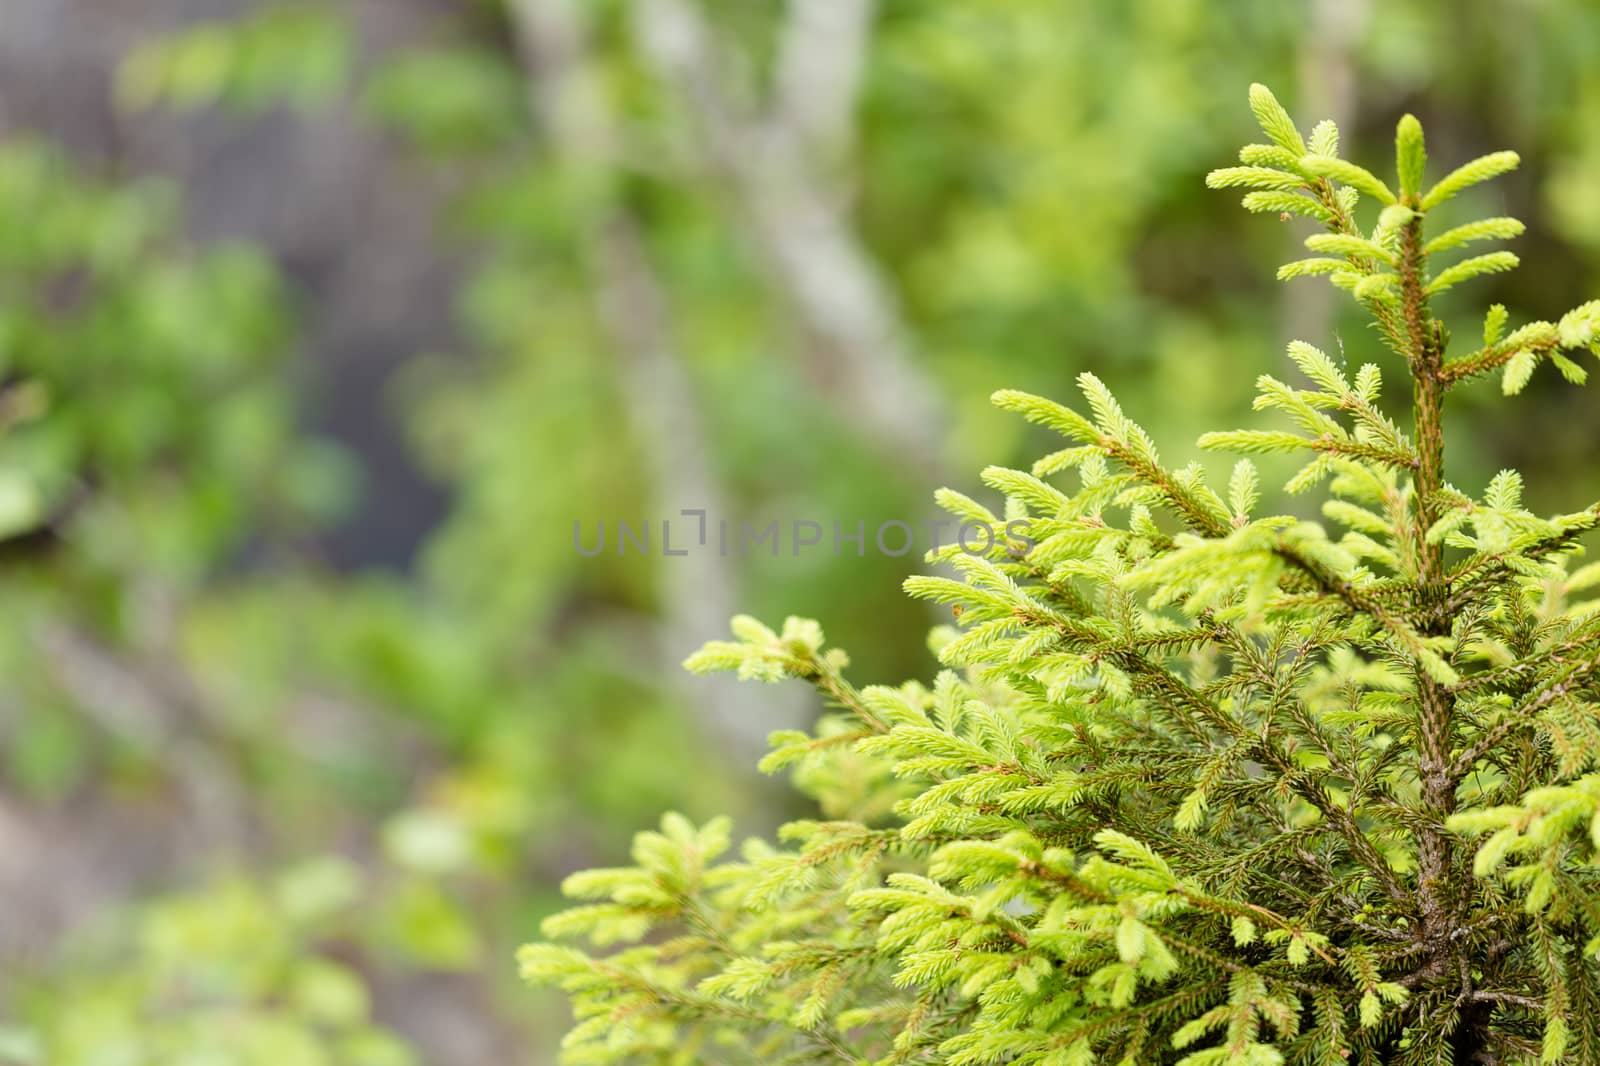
xmin=522 ymin=86 xmax=1600 ymax=1065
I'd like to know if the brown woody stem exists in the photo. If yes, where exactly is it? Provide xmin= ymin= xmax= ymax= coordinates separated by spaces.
xmin=1397 ymin=211 xmax=1472 ymax=1020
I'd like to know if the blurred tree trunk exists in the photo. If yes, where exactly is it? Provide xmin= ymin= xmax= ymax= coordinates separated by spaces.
xmin=507 ymin=0 xmax=795 ymax=772
xmin=631 ymin=0 xmax=948 ymax=481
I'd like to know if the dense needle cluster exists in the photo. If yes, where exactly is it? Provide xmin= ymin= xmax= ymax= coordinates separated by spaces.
xmin=522 ymin=85 xmax=1600 ymax=1065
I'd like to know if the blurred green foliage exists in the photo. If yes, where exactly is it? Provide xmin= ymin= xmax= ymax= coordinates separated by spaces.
xmin=0 ymin=136 xmax=344 ymax=802
xmin=1 ymin=1 xmax=1598 ymax=1062
xmin=10 ymin=861 xmax=414 ymax=1066
xmin=116 ymin=3 xmax=350 ymax=113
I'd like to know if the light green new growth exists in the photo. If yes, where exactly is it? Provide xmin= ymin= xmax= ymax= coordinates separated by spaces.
xmin=522 ymin=85 xmax=1600 ymax=1065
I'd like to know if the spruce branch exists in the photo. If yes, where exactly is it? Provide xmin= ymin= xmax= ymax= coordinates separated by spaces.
xmin=529 ymin=85 xmax=1600 ymax=1066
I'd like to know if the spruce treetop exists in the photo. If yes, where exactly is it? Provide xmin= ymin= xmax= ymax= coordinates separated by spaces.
xmin=523 ymin=84 xmax=1600 ymax=1065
